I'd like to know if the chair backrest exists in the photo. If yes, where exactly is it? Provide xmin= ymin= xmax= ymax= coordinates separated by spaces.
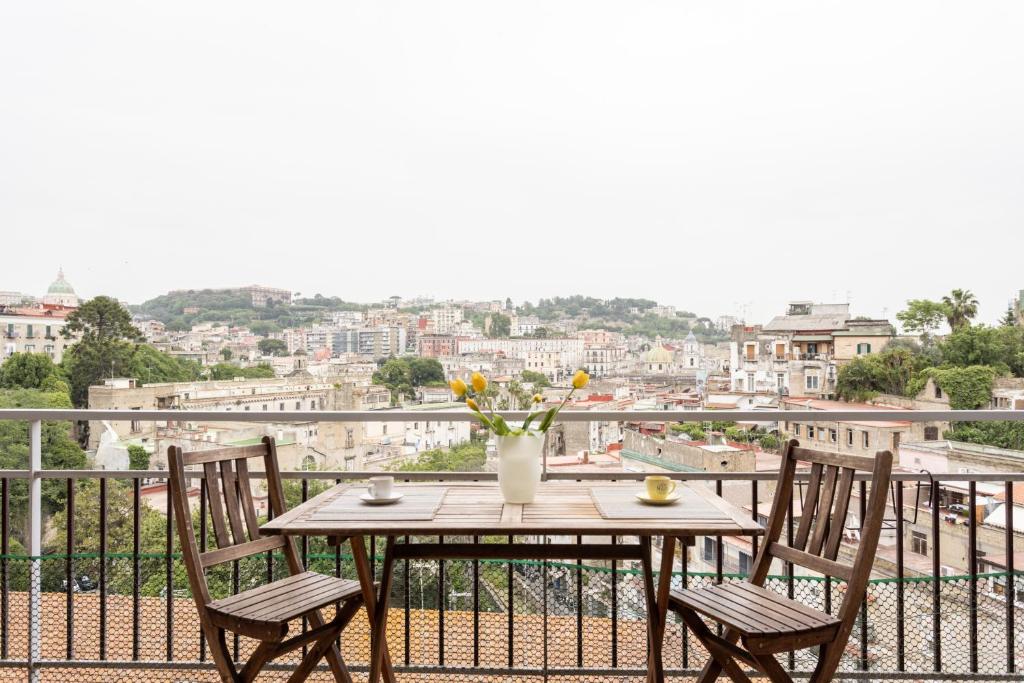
xmin=168 ymin=436 xmax=299 ymax=608
xmin=749 ymin=439 xmax=893 ymax=624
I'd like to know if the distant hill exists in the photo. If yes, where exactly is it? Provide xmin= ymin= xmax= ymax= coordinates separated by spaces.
xmin=135 ymin=289 xmax=365 ymax=333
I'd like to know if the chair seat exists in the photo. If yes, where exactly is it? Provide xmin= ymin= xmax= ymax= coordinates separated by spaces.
xmin=670 ymin=582 xmax=840 ymax=653
xmin=208 ymin=571 xmax=363 ymax=640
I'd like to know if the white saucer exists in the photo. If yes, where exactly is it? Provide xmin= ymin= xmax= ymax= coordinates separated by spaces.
xmin=360 ymin=492 xmax=404 ymax=505
xmin=635 ymin=491 xmax=681 ymax=505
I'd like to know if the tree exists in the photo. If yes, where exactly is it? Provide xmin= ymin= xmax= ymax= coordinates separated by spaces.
xmin=0 ymin=352 xmax=62 ymax=390
xmin=372 ymin=358 xmax=413 ymax=403
xmin=520 ymin=370 xmax=551 ymax=388
xmin=488 ymin=313 xmax=511 ymax=338
xmin=907 ymin=366 xmax=996 ymax=410
xmin=258 ymin=338 xmax=289 ymax=356
xmin=372 ymin=357 xmax=444 ymax=403
xmin=389 ymin=441 xmax=487 ymax=472
xmin=835 ymin=347 xmax=916 ymax=401
xmin=941 ymin=289 xmax=979 ymax=331
xmin=407 ymin=357 xmax=445 ymax=387
xmin=60 ymin=297 xmax=142 ymax=406
xmin=205 ymin=363 xmax=275 ymax=380
xmin=128 ymin=344 xmax=202 ymax=384
xmin=127 ymin=444 xmax=150 ymax=470
xmin=938 ymin=325 xmax=1024 ymax=376
xmin=219 ymin=348 xmax=232 ymax=361
xmin=896 ymin=299 xmax=948 ymax=338
xmin=1001 ymin=305 xmax=1018 ymax=328
xmin=0 ymin=388 xmax=87 ymax=546
xmin=63 ymin=296 xmax=142 ymax=343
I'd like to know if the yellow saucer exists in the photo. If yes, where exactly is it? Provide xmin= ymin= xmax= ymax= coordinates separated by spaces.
xmin=635 ymin=491 xmax=681 ymax=505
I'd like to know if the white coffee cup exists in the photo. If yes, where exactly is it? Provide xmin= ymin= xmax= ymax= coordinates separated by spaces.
xmin=367 ymin=476 xmax=394 ymax=499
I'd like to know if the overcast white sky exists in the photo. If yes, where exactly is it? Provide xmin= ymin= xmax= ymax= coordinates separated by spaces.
xmin=1 ymin=2 xmax=1021 ymax=324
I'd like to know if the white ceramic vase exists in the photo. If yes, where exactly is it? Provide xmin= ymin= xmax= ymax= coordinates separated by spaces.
xmin=496 ymin=433 xmax=544 ymax=504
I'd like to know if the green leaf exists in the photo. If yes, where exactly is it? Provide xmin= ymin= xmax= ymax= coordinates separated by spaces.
xmin=521 ymin=410 xmax=542 ymax=431
xmin=492 ymin=414 xmax=511 ymax=436
xmin=470 ymin=408 xmax=497 ymax=432
xmin=537 ymin=406 xmax=559 ymax=433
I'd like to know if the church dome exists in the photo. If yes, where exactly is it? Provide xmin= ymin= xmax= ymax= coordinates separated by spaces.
xmin=42 ymin=268 xmax=79 ymax=307
xmin=645 ymin=346 xmax=674 ymax=364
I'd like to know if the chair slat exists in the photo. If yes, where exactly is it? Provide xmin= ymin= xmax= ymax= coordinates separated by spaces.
xmin=235 ymin=458 xmax=262 ymax=541
xmin=790 ymin=448 xmax=877 ymax=471
xmin=823 ymin=467 xmax=856 ymax=560
xmin=806 ymin=466 xmax=838 ymax=556
xmin=220 ymin=460 xmax=246 ymax=545
xmin=183 ymin=444 xmax=269 ymax=466
xmin=201 ymin=535 xmax=286 ymax=568
xmin=792 ymin=463 xmax=823 ymax=551
xmin=768 ymin=542 xmax=853 ymax=581
xmin=203 ymin=462 xmax=231 ymax=548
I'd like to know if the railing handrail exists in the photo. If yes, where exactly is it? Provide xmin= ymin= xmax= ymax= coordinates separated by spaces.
xmin=3 ymin=469 xmax=1024 ymax=482
xmin=0 ymin=408 xmax=1022 ymax=422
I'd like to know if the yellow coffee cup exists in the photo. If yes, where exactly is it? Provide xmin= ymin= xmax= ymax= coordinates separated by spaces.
xmin=645 ymin=475 xmax=677 ymax=500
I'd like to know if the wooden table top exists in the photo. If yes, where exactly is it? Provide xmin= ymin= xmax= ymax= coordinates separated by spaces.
xmin=261 ymin=481 xmax=764 ymax=537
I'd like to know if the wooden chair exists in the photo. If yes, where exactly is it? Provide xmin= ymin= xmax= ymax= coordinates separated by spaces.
xmin=667 ymin=439 xmax=893 ymax=683
xmin=168 ymin=437 xmax=364 ymax=682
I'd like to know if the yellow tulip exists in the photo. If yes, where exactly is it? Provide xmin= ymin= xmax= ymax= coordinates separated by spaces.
xmin=471 ymin=372 xmax=487 ymax=393
xmin=466 ymin=398 xmax=480 ymax=412
xmin=532 ymin=393 xmax=543 ymax=403
xmin=449 ymin=378 xmax=468 ymax=397
xmin=572 ymin=370 xmax=590 ymax=390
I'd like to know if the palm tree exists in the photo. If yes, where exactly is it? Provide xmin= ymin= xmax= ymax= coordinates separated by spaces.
xmin=941 ymin=289 xmax=979 ymax=330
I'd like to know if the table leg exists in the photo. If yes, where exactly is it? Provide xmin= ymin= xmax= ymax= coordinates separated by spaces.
xmin=639 ymin=536 xmax=665 ymax=683
xmin=350 ymin=535 xmax=396 ymax=683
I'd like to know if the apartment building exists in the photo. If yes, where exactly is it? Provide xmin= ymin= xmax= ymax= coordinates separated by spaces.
xmin=455 ymin=337 xmax=584 ymax=381
xmin=1 ymin=307 xmax=75 ymax=362
xmin=729 ymin=303 xmax=894 ymax=397
xmin=781 ymin=397 xmax=945 ymax=455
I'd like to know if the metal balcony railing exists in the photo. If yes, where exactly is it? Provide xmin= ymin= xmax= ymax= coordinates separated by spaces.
xmin=0 ymin=408 xmax=1021 ymax=681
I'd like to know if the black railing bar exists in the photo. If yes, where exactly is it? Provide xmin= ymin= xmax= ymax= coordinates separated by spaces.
xmin=98 ymin=477 xmax=107 ymax=661
xmin=895 ymin=484 xmax=906 ymax=672
xmin=1005 ymin=482 xmax=1016 ymax=675
xmin=931 ymin=488 xmax=942 ymax=672
xmin=0 ymin=478 xmax=7 ymax=660
xmin=858 ymin=480 xmax=868 ymax=672
xmin=65 ymin=477 xmax=74 ymax=661
xmin=3 ymin=407 xmax=1021 ymax=422
xmin=969 ymin=480 xmax=979 ymax=674
xmin=14 ymin=469 xmax=1024 ymax=482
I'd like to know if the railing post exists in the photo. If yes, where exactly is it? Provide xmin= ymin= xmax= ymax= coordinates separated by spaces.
xmin=26 ymin=419 xmax=41 ymax=683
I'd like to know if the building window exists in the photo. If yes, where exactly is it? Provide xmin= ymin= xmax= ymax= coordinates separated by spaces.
xmin=862 ymin=431 xmax=870 ymax=449
xmin=856 ymin=343 xmax=872 ymax=354
xmin=911 ymin=531 xmax=928 ymax=555
xmin=924 ymin=426 xmax=939 ymax=440
xmin=702 ymin=537 xmax=716 ymax=563
xmin=295 ymin=401 xmax=301 ymax=410
xmin=279 ymin=402 xmax=285 ymax=411
xmin=747 ymin=372 xmax=754 ymax=389
xmin=793 ymin=424 xmax=801 ymax=436
xmin=892 ymin=432 xmax=902 ymax=450
xmin=805 ymin=374 xmax=820 ymax=390
xmin=807 ymin=425 xmax=815 ymax=439
xmin=776 ymin=373 xmax=785 ymax=389
xmin=738 ymin=551 xmax=751 ymax=576
xmin=829 ymin=429 xmax=837 ymax=443
xmin=26 ymin=324 xmax=33 ymax=338
xmin=847 ymin=429 xmax=854 ymax=446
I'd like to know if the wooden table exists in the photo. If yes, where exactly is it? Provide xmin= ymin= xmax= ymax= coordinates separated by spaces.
xmin=262 ymin=481 xmax=763 ymax=683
